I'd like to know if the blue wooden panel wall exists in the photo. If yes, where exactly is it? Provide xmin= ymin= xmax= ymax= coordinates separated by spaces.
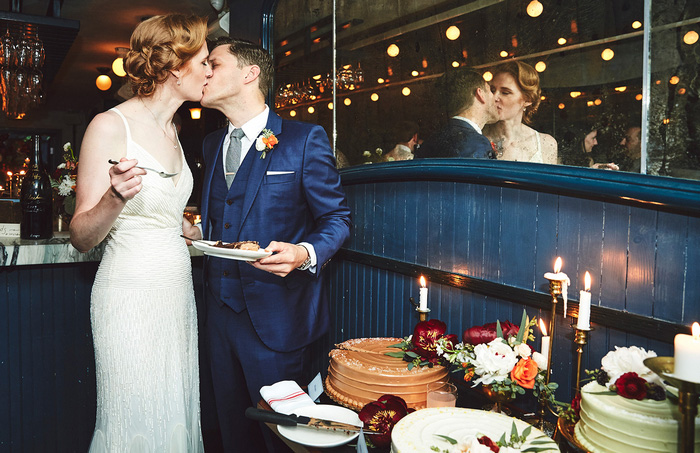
xmin=328 ymin=160 xmax=699 ymax=404
xmin=0 ymin=263 xmax=97 ymax=451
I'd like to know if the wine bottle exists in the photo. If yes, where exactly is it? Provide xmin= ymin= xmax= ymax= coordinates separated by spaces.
xmin=20 ymin=135 xmax=52 ymax=239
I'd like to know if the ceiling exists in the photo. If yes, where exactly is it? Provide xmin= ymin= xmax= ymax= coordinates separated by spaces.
xmin=15 ymin=0 xmax=221 ymax=112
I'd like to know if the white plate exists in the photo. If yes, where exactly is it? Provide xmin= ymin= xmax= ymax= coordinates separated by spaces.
xmin=191 ymin=240 xmax=272 ymax=261
xmin=277 ymin=404 xmax=362 ymax=448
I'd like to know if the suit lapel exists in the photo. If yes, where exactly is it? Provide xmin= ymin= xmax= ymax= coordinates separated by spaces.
xmin=238 ymin=112 xmax=283 ymax=233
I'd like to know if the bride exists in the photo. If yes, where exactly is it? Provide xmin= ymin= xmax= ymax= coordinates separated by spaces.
xmin=70 ymin=14 xmax=210 ymax=452
xmin=483 ymin=61 xmax=558 ymax=165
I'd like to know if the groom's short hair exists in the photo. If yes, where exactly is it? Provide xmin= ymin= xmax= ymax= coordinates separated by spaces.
xmin=210 ymin=37 xmax=274 ymax=98
xmin=436 ymin=67 xmax=487 ymax=118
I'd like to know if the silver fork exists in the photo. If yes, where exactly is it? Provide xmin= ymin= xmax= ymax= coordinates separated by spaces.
xmin=108 ymin=159 xmax=179 ymax=178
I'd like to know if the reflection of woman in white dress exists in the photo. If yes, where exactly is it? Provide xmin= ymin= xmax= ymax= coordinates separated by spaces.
xmin=483 ymin=61 xmax=558 ymax=165
xmin=70 ymin=15 xmax=210 ymax=452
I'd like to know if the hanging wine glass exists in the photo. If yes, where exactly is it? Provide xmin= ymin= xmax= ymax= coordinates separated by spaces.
xmin=1 ymin=31 xmax=15 ymax=68
xmin=29 ymin=35 xmax=44 ymax=69
xmin=16 ymin=35 xmax=31 ymax=68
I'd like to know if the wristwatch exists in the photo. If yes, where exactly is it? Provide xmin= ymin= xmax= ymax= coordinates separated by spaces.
xmin=297 ymin=244 xmax=312 ymax=271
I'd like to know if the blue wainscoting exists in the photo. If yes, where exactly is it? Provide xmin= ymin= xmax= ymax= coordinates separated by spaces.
xmin=327 ymin=159 xmax=700 ymax=404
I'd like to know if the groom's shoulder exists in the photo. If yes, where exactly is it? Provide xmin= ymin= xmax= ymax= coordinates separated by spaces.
xmin=280 ymin=118 xmax=324 ymax=136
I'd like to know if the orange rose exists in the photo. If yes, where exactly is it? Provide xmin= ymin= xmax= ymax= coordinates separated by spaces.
xmin=511 ymin=357 xmax=538 ymax=389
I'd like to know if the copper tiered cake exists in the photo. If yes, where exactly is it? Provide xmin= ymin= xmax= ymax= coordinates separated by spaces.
xmin=325 ymin=337 xmax=449 ymax=411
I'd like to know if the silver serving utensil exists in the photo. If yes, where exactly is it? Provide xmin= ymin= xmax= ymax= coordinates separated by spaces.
xmin=108 ymin=159 xmax=179 ymax=178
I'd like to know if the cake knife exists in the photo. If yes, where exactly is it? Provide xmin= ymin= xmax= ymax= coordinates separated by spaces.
xmin=245 ymin=408 xmax=380 ymax=434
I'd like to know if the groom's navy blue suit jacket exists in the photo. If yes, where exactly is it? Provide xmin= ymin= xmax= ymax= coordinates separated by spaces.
xmin=200 ymin=111 xmax=351 ymax=352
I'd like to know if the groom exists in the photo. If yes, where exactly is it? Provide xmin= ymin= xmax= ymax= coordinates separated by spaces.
xmin=196 ymin=37 xmax=351 ymax=452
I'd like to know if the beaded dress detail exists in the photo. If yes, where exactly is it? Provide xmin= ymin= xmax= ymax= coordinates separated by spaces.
xmin=88 ymin=108 xmax=203 ymax=452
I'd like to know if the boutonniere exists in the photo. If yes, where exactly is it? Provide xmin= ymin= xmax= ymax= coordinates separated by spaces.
xmin=255 ymin=128 xmax=278 ymax=159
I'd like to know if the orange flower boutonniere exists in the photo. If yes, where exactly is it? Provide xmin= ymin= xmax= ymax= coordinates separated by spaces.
xmin=255 ymin=128 xmax=278 ymax=159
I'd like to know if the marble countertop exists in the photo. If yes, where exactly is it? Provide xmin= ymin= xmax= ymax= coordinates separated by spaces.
xmin=0 ymin=232 xmax=204 ymax=267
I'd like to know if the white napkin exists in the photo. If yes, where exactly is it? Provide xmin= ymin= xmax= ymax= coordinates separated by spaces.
xmin=260 ymin=380 xmax=315 ymax=415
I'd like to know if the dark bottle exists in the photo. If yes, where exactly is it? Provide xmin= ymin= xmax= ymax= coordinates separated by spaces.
xmin=20 ymin=135 xmax=52 ymax=239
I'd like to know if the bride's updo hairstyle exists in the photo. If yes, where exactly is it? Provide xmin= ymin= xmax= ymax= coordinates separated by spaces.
xmin=494 ymin=61 xmax=541 ymax=124
xmin=125 ymin=14 xmax=207 ymax=97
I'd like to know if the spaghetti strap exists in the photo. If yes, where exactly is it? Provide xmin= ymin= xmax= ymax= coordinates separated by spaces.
xmin=109 ymin=108 xmax=132 ymax=143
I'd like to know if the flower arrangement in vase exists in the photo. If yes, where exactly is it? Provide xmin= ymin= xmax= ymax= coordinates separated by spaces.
xmin=49 ymin=142 xmax=77 ymax=224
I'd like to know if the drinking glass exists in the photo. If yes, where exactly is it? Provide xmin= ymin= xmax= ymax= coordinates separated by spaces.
xmin=426 ymin=381 xmax=457 ymax=408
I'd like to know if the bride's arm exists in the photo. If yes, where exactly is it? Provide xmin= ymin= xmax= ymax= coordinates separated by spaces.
xmin=70 ymin=111 xmax=146 ymax=253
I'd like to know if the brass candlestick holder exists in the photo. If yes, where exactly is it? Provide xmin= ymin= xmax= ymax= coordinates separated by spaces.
xmin=408 ymin=297 xmax=430 ymax=322
xmin=644 ymin=357 xmax=700 ymax=453
xmin=572 ymin=325 xmax=593 ymax=392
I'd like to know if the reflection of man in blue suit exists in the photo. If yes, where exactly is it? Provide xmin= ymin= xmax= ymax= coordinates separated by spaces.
xmin=193 ymin=38 xmax=351 ymax=452
xmin=418 ymin=67 xmax=499 ymax=159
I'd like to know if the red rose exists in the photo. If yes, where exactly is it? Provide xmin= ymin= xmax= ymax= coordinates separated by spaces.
xmin=359 ymin=394 xmax=413 ymax=447
xmin=478 ymin=435 xmax=500 ymax=452
xmin=571 ymin=393 xmax=581 ymax=416
xmin=411 ymin=320 xmax=456 ymax=360
xmin=614 ymin=372 xmax=647 ymax=400
xmin=462 ymin=321 xmax=519 ymax=345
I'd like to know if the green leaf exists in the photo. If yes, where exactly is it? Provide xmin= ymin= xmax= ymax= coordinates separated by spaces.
xmin=496 ymin=320 xmax=503 ymax=339
xmin=522 ymin=426 xmax=532 ymax=439
xmin=405 ymin=351 xmax=420 ymax=358
xmin=387 ymin=343 xmax=405 ymax=349
xmin=384 ymin=351 xmax=405 ymax=358
xmin=498 ymin=432 xmax=506 ymax=445
xmin=515 ymin=309 xmax=527 ymax=344
xmin=407 ymin=363 xmax=414 ymax=371
xmin=510 ymin=421 xmax=518 ymax=439
xmin=522 ymin=447 xmax=555 ymax=452
xmin=434 ymin=434 xmax=458 ymax=445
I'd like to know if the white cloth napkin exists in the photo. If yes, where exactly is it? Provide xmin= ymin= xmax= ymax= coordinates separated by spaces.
xmin=260 ymin=380 xmax=315 ymax=415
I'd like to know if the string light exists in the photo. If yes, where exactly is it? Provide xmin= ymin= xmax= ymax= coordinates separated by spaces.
xmin=601 ymin=48 xmax=614 ymax=61
xmin=558 ymin=103 xmax=565 ymax=109
xmin=370 ymin=93 xmax=379 ymax=101
xmin=451 ymin=61 xmax=460 ymax=67
xmin=96 ymin=74 xmax=112 ymax=91
xmin=483 ymin=71 xmax=493 ymax=82
xmin=635 ymin=94 xmax=643 ymax=101
xmin=684 ymin=31 xmax=699 ymax=45
xmin=499 ymin=50 xmax=509 ymax=58
xmin=402 ymin=87 xmax=411 ymax=96
xmin=377 ymin=78 xmax=385 ymax=84
xmin=557 ymin=37 xmax=567 ymax=45
xmin=289 ymin=110 xmax=297 ymax=117
xmin=632 ymin=21 xmax=642 ymax=29
xmin=535 ymin=61 xmax=546 ymax=72
xmin=569 ymin=91 xmax=582 ymax=98
xmin=307 ymin=106 xmax=315 ymax=114
xmin=327 ymin=102 xmax=334 ymax=110
xmin=614 ymin=86 xmax=627 ymax=92
xmin=344 ymin=98 xmax=351 ymax=106
xmin=411 ymin=70 xmax=419 ymax=77
xmin=594 ymin=98 xmax=602 ymax=105
xmin=670 ymin=76 xmax=680 ymax=85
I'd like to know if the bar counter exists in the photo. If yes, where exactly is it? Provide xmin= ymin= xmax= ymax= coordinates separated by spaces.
xmin=0 ymin=231 xmax=204 ymax=267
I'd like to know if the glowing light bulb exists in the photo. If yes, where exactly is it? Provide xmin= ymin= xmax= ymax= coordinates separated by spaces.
xmin=289 ymin=110 xmax=297 ymax=117
xmin=684 ymin=31 xmax=699 ymax=45
xmin=96 ymin=74 xmax=112 ymax=91
xmin=635 ymin=94 xmax=643 ymax=101
xmin=558 ymin=103 xmax=565 ymax=109
xmin=535 ymin=61 xmax=546 ymax=72
xmin=387 ymin=44 xmax=400 ymax=57
xmin=112 ymin=57 xmax=126 ymax=77
xmin=614 ymin=86 xmax=627 ymax=92
xmin=483 ymin=71 xmax=493 ymax=82
xmin=601 ymin=48 xmax=614 ymax=61
xmin=402 ymin=87 xmax=411 ymax=96
xmin=569 ymin=91 xmax=582 ymax=98
xmin=377 ymin=78 xmax=385 ymax=84
xmin=370 ymin=93 xmax=379 ymax=102
xmin=594 ymin=98 xmax=602 ymax=105
xmin=411 ymin=70 xmax=419 ymax=77
xmin=307 ymin=106 xmax=315 ymax=114
xmin=327 ymin=102 xmax=334 ymax=110
xmin=344 ymin=98 xmax=351 ymax=106
xmin=527 ymin=0 xmax=543 ymax=17
xmin=500 ymin=50 xmax=509 ymax=58
xmin=670 ymin=76 xmax=680 ymax=85
xmin=632 ymin=21 xmax=642 ymax=29
xmin=451 ymin=61 xmax=460 ymax=68
xmin=446 ymin=26 xmax=460 ymax=41
xmin=557 ymin=37 xmax=567 ymax=45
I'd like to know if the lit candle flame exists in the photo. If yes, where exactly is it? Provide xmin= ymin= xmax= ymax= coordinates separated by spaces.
xmin=584 ymin=271 xmax=591 ymax=291
xmin=419 ymin=275 xmax=426 ymax=288
xmin=6 ymin=171 xmax=11 ymax=177
xmin=539 ymin=318 xmax=548 ymax=336
xmin=693 ymin=322 xmax=700 ymax=340
xmin=554 ymin=257 xmax=562 ymax=273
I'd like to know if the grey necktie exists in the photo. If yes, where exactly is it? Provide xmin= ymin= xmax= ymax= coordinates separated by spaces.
xmin=225 ymin=128 xmax=246 ymax=188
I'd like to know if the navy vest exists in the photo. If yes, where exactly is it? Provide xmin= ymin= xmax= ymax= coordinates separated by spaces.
xmin=207 ymin=145 xmax=255 ymax=312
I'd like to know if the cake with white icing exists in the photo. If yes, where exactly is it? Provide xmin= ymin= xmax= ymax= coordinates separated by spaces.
xmin=390 ymin=407 xmax=559 ymax=452
xmin=575 ymin=381 xmax=700 ymax=452
xmin=324 ymin=337 xmax=448 ymax=411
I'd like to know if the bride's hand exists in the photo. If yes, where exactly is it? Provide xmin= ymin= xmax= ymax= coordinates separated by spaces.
xmin=108 ymin=158 xmax=146 ymax=201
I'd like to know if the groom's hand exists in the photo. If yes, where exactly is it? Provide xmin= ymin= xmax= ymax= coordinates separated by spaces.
xmin=251 ymin=241 xmax=308 ymax=277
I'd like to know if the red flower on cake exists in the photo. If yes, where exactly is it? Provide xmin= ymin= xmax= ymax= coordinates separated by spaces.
xmin=412 ymin=319 xmax=458 ymax=362
xmin=478 ymin=435 xmax=500 ymax=452
xmin=613 ymin=372 xmax=648 ymax=400
xmin=359 ymin=394 xmax=414 ymax=448
xmin=462 ymin=320 xmax=519 ymax=345
xmin=511 ymin=357 xmax=539 ymax=389
xmin=571 ymin=392 xmax=581 ymax=416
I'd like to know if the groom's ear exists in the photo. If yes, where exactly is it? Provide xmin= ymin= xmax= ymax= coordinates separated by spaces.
xmin=244 ymin=65 xmax=261 ymax=85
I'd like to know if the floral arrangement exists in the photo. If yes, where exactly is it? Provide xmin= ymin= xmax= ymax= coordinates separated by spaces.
xmin=432 ymin=422 xmax=554 ymax=453
xmin=358 ymin=394 xmax=414 ymax=448
xmin=50 ymin=142 xmax=78 ymax=217
xmin=385 ymin=319 xmax=458 ymax=369
xmin=439 ymin=310 xmax=557 ymax=404
xmin=362 ymin=147 xmax=384 ymax=164
xmin=255 ymin=128 xmax=278 ymax=159
xmin=586 ymin=346 xmax=666 ymax=401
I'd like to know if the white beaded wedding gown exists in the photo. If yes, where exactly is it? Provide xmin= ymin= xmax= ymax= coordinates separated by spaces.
xmin=88 ymin=108 xmax=203 ymax=452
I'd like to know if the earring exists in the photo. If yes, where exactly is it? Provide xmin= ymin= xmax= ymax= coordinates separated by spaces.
xmin=176 ymin=78 xmax=181 ymax=86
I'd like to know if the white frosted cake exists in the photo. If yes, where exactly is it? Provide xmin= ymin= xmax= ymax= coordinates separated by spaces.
xmin=390 ymin=407 xmax=559 ymax=452
xmin=575 ymin=381 xmax=700 ymax=452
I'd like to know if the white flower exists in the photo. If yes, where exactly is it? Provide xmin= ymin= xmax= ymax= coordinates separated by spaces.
xmin=57 ymin=175 xmax=74 ymax=196
xmin=375 ymin=148 xmax=383 ymax=155
xmin=255 ymin=136 xmax=266 ymax=151
xmin=601 ymin=346 xmax=660 ymax=387
xmin=363 ymin=150 xmax=371 ymax=157
xmin=514 ymin=343 xmax=531 ymax=358
xmin=57 ymin=162 xmax=66 ymax=169
xmin=471 ymin=338 xmax=518 ymax=386
xmin=532 ymin=351 xmax=547 ymax=370
xmin=450 ymin=436 xmax=493 ymax=453
xmin=63 ymin=142 xmax=71 ymax=152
